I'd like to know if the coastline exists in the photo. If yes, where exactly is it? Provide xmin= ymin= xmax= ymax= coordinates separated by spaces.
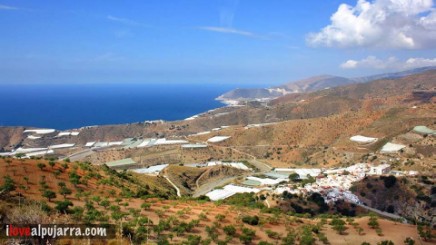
xmin=0 ymin=83 xmax=236 ymax=130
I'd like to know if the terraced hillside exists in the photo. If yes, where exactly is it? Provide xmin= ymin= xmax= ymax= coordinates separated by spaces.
xmin=1 ymin=158 xmax=433 ymax=244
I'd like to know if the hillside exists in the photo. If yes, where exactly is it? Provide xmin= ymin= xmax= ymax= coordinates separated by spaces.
xmin=277 ymin=75 xmax=352 ymax=93
xmin=217 ymin=66 xmax=436 ymax=103
xmin=351 ymin=175 xmax=435 ymax=225
xmin=164 ymin=165 xmax=247 ymax=195
xmin=1 ymin=158 xmax=434 ymax=244
xmin=0 ymin=69 xmax=435 ymax=244
xmin=1 ymin=70 xmax=435 ymax=153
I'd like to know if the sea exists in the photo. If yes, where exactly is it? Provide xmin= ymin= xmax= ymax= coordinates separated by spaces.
xmin=0 ymin=83 xmax=257 ymax=130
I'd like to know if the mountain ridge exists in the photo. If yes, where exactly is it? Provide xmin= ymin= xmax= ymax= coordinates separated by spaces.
xmin=217 ymin=66 xmax=436 ymax=103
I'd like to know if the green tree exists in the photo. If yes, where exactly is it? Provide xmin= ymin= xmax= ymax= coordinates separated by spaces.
xmin=223 ymin=225 xmax=236 ymax=237
xmin=141 ymin=202 xmax=151 ymax=210
xmin=215 ymin=214 xmax=225 ymax=222
xmin=289 ymin=173 xmax=300 ymax=182
xmin=258 ymin=242 xmax=273 ymax=245
xmin=55 ymin=200 xmax=73 ymax=214
xmin=71 ymin=206 xmax=84 ymax=221
xmin=205 ymin=225 xmax=218 ymax=241
xmin=382 ymin=176 xmax=397 ymax=188
xmin=1 ymin=175 xmax=16 ymax=193
xmin=59 ymin=186 xmax=72 ymax=198
xmin=265 ymin=229 xmax=281 ymax=240
xmin=404 ymin=237 xmax=415 ymax=245
xmin=242 ymin=215 xmax=259 ymax=225
xmin=99 ymin=199 xmax=110 ymax=209
xmin=111 ymin=210 xmax=126 ymax=222
xmin=368 ymin=215 xmax=379 ymax=229
xmin=376 ymin=227 xmax=383 ymax=236
xmin=157 ymin=236 xmax=170 ymax=245
xmin=239 ymin=228 xmax=255 ymax=245
xmin=300 ymin=226 xmax=315 ymax=245
xmin=330 ymin=218 xmax=347 ymax=235
xmin=61 ymin=162 xmax=69 ymax=170
xmin=417 ymin=225 xmax=432 ymax=241
xmin=53 ymin=170 xmax=61 ymax=178
xmin=185 ymin=234 xmax=201 ymax=245
xmin=15 ymin=153 xmax=25 ymax=159
xmin=357 ymin=227 xmax=364 ymax=235
xmin=282 ymin=232 xmax=296 ymax=245
xmin=201 ymin=238 xmax=212 ymax=245
xmin=48 ymin=160 xmax=56 ymax=168
xmin=37 ymin=163 xmax=46 ymax=171
xmin=42 ymin=190 xmax=57 ymax=202
xmin=69 ymin=172 xmax=81 ymax=186
xmin=377 ymin=241 xmax=394 ymax=245
xmin=317 ymin=232 xmax=329 ymax=244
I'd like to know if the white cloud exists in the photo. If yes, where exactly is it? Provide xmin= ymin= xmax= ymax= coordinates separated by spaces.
xmin=196 ymin=1 xmax=257 ymax=38
xmin=405 ymin=57 xmax=436 ymax=67
xmin=197 ymin=26 xmax=255 ymax=37
xmin=340 ymin=60 xmax=358 ymax=69
xmin=307 ymin=0 xmax=436 ymax=49
xmin=340 ymin=56 xmax=436 ymax=69
xmin=107 ymin=15 xmax=140 ymax=26
xmin=0 ymin=4 xmax=18 ymax=10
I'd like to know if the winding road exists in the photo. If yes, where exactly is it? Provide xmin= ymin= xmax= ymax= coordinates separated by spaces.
xmin=163 ymin=175 xmax=181 ymax=197
xmin=356 ymin=204 xmax=407 ymax=223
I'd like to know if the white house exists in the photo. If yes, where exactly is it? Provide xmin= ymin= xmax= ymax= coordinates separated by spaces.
xmin=369 ymin=164 xmax=391 ymax=175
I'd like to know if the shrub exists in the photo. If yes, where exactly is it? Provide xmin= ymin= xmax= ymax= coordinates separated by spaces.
xmin=282 ymin=232 xmax=296 ymax=245
xmin=317 ymin=232 xmax=329 ymax=244
xmin=242 ymin=215 xmax=259 ymax=225
xmin=382 ymin=175 xmax=397 ymax=188
xmin=300 ymin=226 xmax=315 ymax=245
xmin=377 ymin=240 xmax=394 ymax=245
xmin=55 ymin=200 xmax=73 ymax=214
xmin=186 ymin=234 xmax=201 ymax=245
xmin=376 ymin=227 xmax=383 ymax=236
xmin=239 ymin=228 xmax=255 ymax=245
xmin=417 ymin=224 xmax=432 ymax=241
xmin=99 ymin=199 xmax=110 ymax=209
xmin=1 ymin=175 xmax=16 ymax=193
xmin=258 ymin=242 xmax=273 ymax=245
xmin=223 ymin=225 xmax=236 ymax=237
xmin=330 ymin=218 xmax=347 ymax=235
xmin=37 ymin=163 xmax=46 ymax=171
xmin=205 ymin=225 xmax=218 ymax=241
xmin=215 ymin=214 xmax=225 ymax=222
xmin=368 ymin=215 xmax=379 ymax=229
xmin=265 ymin=229 xmax=280 ymax=240
xmin=404 ymin=237 xmax=415 ymax=245
xmin=69 ymin=172 xmax=81 ymax=186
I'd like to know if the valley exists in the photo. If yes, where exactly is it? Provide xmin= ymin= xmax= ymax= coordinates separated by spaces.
xmin=1 ymin=69 xmax=435 ymax=244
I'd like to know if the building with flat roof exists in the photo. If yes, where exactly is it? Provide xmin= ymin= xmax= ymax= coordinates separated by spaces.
xmin=105 ymin=158 xmax=139 ymax=170
xmin=369 ymin=164 xmax=391 ymax=175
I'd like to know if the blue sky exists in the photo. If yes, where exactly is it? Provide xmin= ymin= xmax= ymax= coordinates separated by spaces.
xmin=0 ymin=0 xmax=435 ymax=85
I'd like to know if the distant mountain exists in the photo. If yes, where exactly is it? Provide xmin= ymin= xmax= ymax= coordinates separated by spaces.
xmin=216 ymin=66 xmax=436 ymax=103
xmin=216 ymin=88 xmax=289 ymax=104
xmin=275 ymin=75 xmax=352 ymax=93
xmin=352 ymin=66 xmax=436 ymax=83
